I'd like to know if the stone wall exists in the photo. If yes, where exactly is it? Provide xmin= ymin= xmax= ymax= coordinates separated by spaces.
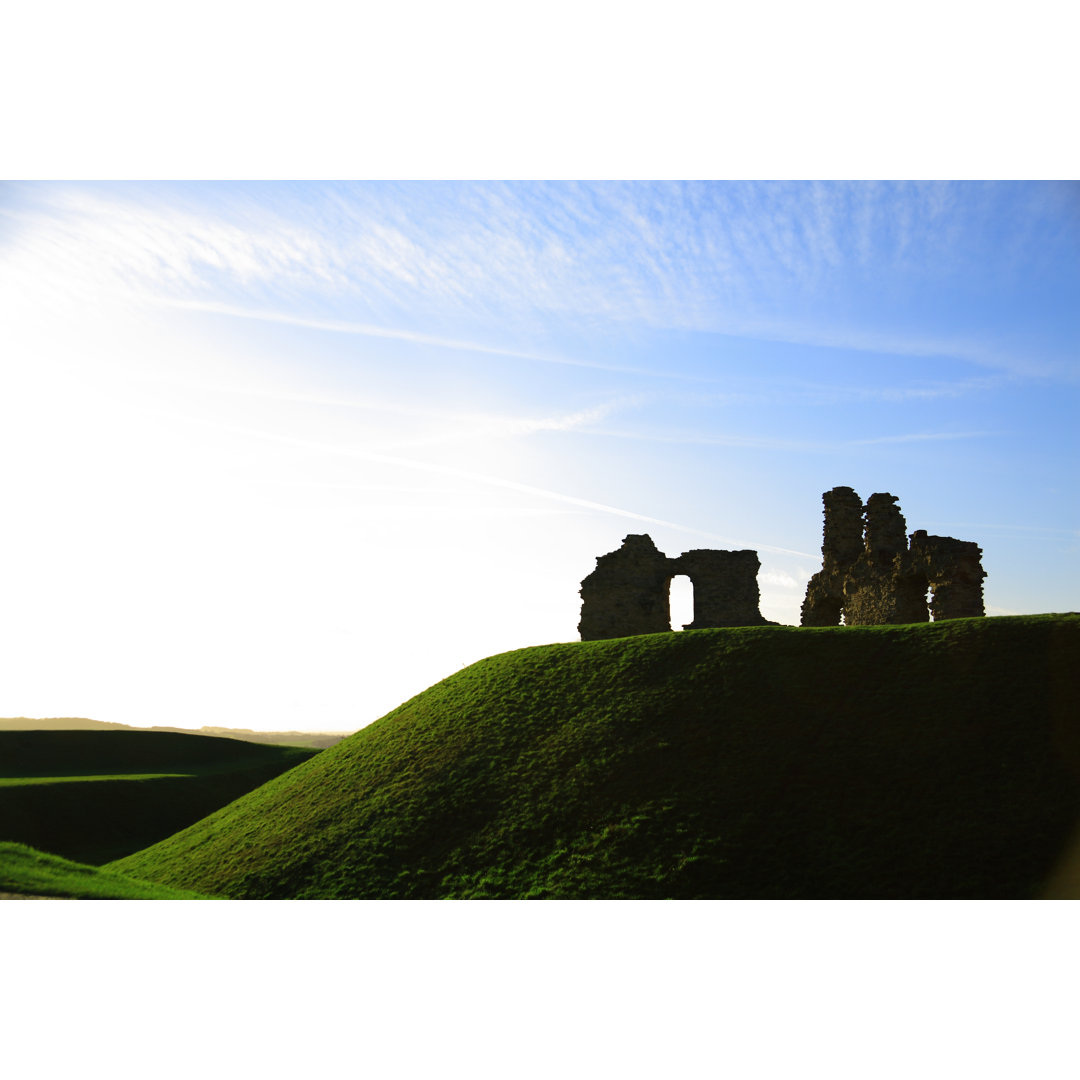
xmin=578 ymin=535 xmax=774 ymax=641
xmin=909 ymin=531 xmax=988 ymax=622
xmin=578 ymin=534 xmax=673 ymax=641
xmin=670 ymin=549 xmax=771 ymax=629
xmin=801 ymin=487 xmax=986 ymax=626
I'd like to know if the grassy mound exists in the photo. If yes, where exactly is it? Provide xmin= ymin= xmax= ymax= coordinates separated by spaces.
xmin=0 ymin=842 xmax=219 ymax=899
xmin=110 ymin=615 xmax=1080 ymax=899
xmin=0 ymin=731 xmax=318 ymax=864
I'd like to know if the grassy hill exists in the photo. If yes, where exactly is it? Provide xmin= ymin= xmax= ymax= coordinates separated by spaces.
xmin=0 ymin=842 xmax=220 ymax=899
xmin=0 ymin=730 xmax=318 ymax=864
xmin=108 ymin=614 xmax=1080 ymax=899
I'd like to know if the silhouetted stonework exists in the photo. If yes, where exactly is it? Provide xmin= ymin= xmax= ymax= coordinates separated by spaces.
xmin=801 ymin=486 xmax=986 ymax=626
xmin=671 ymin=549 xmax=772 ymax=629
xmin=578 ymin=535 xmax=673 ymax=640
xmin=578 ymin=535 xmax=775 ymax=641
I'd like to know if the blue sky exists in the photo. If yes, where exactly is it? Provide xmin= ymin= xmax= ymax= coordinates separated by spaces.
xmin=1 ymin=180 xmax=1077 ymax=731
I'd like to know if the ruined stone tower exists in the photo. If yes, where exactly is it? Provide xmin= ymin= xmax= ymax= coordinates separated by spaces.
xmin=801 ymin=486 xmax=986 ymax=626
xmin=578 ymin=535 xmax=775 ymax=641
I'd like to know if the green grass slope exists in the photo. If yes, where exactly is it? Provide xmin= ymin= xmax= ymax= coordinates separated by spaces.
xmin=110 ymin=615 xmax=1080 ymax=900
xmin=0 ymin=842 xmax=219 ymax=899
xmin=0 ymin=731 xmax=318 ymax=864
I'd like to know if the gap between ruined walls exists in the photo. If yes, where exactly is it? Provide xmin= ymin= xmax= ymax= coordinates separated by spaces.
xmin=577 ymin=486 xmax=986 ymax=641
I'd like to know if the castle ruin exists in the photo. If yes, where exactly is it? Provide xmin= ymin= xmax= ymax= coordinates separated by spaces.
xmin=577 ymin=487 xmax=987 ymax=640
xmin=800 ymin=486 xmax=986 ymax=626
xmin=578 ymin=535 xmax=776 ymax=640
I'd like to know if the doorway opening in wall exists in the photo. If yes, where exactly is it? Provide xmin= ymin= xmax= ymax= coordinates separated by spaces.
xmin=670 ymin=575 xmax=694 ymax=631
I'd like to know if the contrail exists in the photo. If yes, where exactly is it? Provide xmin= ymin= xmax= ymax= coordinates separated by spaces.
xmin=157 ymin=298 xmax=702 ymax=380
xmin=158 ymin=408 xmax=815 ymax=558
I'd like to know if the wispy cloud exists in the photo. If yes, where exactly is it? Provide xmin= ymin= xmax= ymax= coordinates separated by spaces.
xmin=7 ymin=181 xmax=1075 ymax=382
xmin=338 ymin=452 xmax=816 ymax=558
xmin=129 ymin=363 xmax=644 ymax=454
xmin=355 ymin=400 xmax=638 ymax=454
xmin=661 ymin=375 xmax=1008 ymax=409
xmin=157 ymin=407 xmax=815 ymax=558
xmin=582 ymin=427 xmax=998 ymax=453
xmin=0 ymin=186 xmax=347 ymax=306
xmin=708 ymin=315 xmax=1073 ymax=380
xmin=760 ymin=570 xmax=806 ymax=590
xmin=847 ymin=431 xmax=1000 ymax=446
xmin=154 ymin=298 xmax=692 ymax=379
xmin=817 ymin=376 xmax=1011 ymax=403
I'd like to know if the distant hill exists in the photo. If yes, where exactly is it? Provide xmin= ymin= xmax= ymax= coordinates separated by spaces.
xmin=0 ymin=730 xmax=318 ymax=864
xmin=0 ymin=717 xmax=351 ymax=750
xmin=110 ymin=614 xmax=1080 ymax=899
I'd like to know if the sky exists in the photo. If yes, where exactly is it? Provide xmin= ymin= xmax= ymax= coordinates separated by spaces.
xmin=2 ymin=180 xmax=1078 ymax=732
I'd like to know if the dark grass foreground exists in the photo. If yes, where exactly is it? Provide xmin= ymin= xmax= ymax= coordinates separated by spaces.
xmin=0 ymin=842 xmax=219 ymax=899
xmin=0 ymin=731 xmax=318 ymax=864
xmin=109 ymin=615 xmax=1080 ymax=900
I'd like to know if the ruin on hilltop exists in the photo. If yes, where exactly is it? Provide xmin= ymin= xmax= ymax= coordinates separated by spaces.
xmin=578 ymin=535 xmax=776 ymax=640
xmin=800 ymin=486 xmax=986 ymax=626
xmin=577 ymin=486 xmax=987 ymax=640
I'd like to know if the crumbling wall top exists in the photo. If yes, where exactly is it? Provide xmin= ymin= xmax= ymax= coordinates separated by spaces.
xmin=863 ymin=493 xmax=908 ymax=562
xmin=801 ymin=487 xmax=986 ymax=626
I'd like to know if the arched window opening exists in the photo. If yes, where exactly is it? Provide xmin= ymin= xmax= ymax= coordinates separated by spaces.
xmin=669 ymin=575 xmax=694 ymax=631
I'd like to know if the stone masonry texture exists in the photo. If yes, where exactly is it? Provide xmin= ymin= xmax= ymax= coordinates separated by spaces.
xmin=800 ymin=486 xmax=987 ymax=626
xmin=578 ymin=535 xmax=775 ymax=641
